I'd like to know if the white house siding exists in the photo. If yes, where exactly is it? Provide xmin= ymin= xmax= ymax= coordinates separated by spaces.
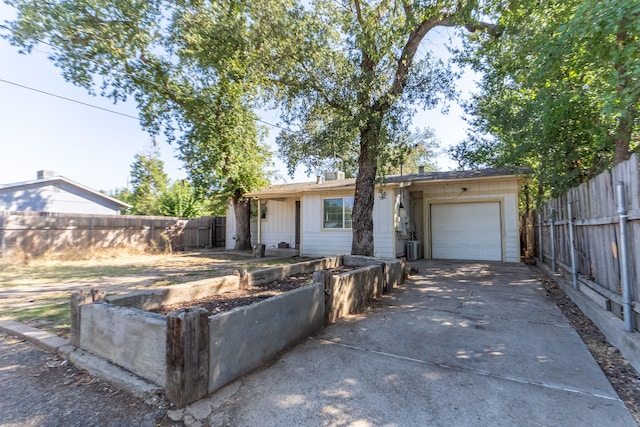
xmin=373 ymin=189 xmax=395 ymax=258
xmin=225 ymin=205 xmax=237 ymax=250
xmin=227 ymin=175 xmax=521 ymax=261
xmin=299 ymin=190 xmax=395 ymax=258
xmin=300 ymin=192 xmax=352 ymax=257
xmin=249 ymin=199 xmax=298 ymax=248
xmin=420 ymin=178 xmax=520 ymax=262
xmin=393 ymin=189 xmax=407 ymax=258
xmin=225 ymin=199 xmax=299 ymax=250
xmin=0 ymin=183 xmax=121 ymax=215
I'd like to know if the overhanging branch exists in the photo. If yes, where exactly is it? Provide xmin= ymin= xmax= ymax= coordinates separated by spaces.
xmin=385 ymin=13 xmax=501 ymax=109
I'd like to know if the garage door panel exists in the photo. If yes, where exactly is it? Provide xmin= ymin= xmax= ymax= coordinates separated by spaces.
xmin=431 ymin=203 xmax=502 ymax=261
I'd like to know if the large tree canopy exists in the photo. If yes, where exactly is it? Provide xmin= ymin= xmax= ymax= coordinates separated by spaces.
xmin=253 ymin=0 xmax=498 ymax=255
xmin=5 ymin=0 xmax=272 ymax=249
xmin=6 ymin=0 xmax=499 ymax=256
xmin=452 ymin=0 xmax=640 ymax=204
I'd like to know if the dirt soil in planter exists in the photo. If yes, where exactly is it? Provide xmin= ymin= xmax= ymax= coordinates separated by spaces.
xmin=150 ymin=267 xmax=355 ymax=316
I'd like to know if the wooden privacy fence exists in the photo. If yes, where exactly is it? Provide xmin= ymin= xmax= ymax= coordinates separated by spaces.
xmin=533 ymin=153 xmax=639 ymax=332
xmin=0 ymin=211 xmax=226 ymax=258
xmin=181 ymin=215 xmax=226 ymax=250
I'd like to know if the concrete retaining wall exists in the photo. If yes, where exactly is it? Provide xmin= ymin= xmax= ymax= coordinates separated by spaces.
xmin=342 ymin=256 xmax=405 ymax=291
xmin=79 ymin=303 xmax=167 ymax=386
xmin=208 ymin=283 xmax=325 ymax=393
xmin=246 ymin=256 xmax=342 ymax=286
xmin=327 ymin=265 xmax=384 ymax=324
xmin=106 ymin=275 xmax=239 ymax=310
xmin=73 ymin=255 xmax=404 ymax=406
xmin=106 ymin=256 xmax=342 ymax=310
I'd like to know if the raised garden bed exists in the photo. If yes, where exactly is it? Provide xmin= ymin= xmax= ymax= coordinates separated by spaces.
xmin=149 ymin=266 xmax=355 ymax=316
xmin=70 ymin=255 xmax=405 ymax=407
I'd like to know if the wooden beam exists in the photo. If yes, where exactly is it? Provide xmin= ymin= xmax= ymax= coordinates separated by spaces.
xmin=166 ymin=308 xmax=210 ymax=408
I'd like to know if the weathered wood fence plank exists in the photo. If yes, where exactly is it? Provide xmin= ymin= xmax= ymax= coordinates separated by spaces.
xmin=533 ymin=153 xmax=639 ymax=332
xmin=0 ymin=212 xmax=226 ymax=258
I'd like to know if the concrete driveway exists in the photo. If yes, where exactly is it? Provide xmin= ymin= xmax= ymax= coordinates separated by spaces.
xmin=172 ymin=260 xmax=636 ymax=426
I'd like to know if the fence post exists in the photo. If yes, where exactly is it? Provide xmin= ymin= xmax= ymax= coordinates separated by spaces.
xmin=615 ymin=182 xmax=633 ymax=332
xmin=89 ymin=218 xmax=93 ymax=249
xmin=538 ymin=211 xmax=543 ymax=264
xmin=549 ymin=208 xmax=556 ymax=272
xmin=567 ymin=202 xmax=578 ymax=289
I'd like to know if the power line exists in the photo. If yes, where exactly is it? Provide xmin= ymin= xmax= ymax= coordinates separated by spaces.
xmin=1 ymin=76 xmax=291 ymax=131
xmin=1 ymin=24 xmax=289 ymax=130
xmin=0 ymin=78 xmax=140 ymax=119
xmin=256 ymin=117 xmax=287 ymax=131
xmin=1 ymin=76 xmax=290 ymax=131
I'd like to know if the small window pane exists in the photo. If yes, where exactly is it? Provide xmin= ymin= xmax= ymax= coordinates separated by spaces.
xmin=324 ymin=198 xmax=343 ymax=228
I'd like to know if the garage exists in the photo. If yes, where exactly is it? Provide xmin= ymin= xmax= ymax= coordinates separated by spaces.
xmin=430 ymin=202 xmax=502 ymax=261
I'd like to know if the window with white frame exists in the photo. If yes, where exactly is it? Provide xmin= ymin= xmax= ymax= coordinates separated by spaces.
xmin=323 ymin=197 xmax=353 ymax=229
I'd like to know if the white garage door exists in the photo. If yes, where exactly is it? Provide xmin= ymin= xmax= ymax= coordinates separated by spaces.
xmin=431 ymin=202 xmax=502 ymax=261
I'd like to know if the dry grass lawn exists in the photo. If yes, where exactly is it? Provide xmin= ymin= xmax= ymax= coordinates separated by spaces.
xmin=0 ymin=249 xmax=312 ymax=338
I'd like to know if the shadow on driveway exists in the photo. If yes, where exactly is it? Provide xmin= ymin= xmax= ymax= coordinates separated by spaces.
xmin=172 ymin=260 xmax=636 ymax=427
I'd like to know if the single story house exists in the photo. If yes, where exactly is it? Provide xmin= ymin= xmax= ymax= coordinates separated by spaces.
xmin=226 ymin=167 xmax=527 ymax=262
xmin=0 ymin=170 xmax=131 ymax=215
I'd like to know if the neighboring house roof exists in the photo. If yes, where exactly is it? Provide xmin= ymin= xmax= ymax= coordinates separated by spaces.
xmin=246 ymin=166 xmax=529 ymax=199
xmin=0 ymin=175 xmax=132 ymax=209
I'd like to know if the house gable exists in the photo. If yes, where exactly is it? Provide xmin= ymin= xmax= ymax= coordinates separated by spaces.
xmin=0 ymin=175 xmax=130 ymax=215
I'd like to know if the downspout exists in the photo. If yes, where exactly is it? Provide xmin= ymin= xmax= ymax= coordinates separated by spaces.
xmin=615 ymin=182 xmax=633 ymax=332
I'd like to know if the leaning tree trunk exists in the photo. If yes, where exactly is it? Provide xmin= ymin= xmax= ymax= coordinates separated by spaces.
xmin=351 ymin=117 xmax=381 ymax=256
xmin=232 ymin=196 xmax=252 ymax=250
xmin=613 ymin=105 xmax=635 ymax=165
xmin=612 ymin=23 xmax=636 ymax=166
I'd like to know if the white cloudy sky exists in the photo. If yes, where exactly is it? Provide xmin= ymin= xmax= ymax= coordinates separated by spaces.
xmin=0 ymin=3 xmax=476 ymax=192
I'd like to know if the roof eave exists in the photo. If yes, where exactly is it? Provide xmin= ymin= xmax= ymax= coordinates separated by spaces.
xmin=410 ymin=173 xmax=527 ymax=186
xmin=244 ymin=170 xmax=529 ymax=199
xmin=244 ymin=180 xmax=405 ymax=199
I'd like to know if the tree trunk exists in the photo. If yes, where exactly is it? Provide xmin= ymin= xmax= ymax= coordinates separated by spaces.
xmin=351 ymin=116 xmax=381 ymax=256
xmin=233 ymin=196 xmax=252 ymax=250
xmin=613 ymin=106 xmax=635 ymax=165
xmin=613 ymin=22 xmax=635 ymax=166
